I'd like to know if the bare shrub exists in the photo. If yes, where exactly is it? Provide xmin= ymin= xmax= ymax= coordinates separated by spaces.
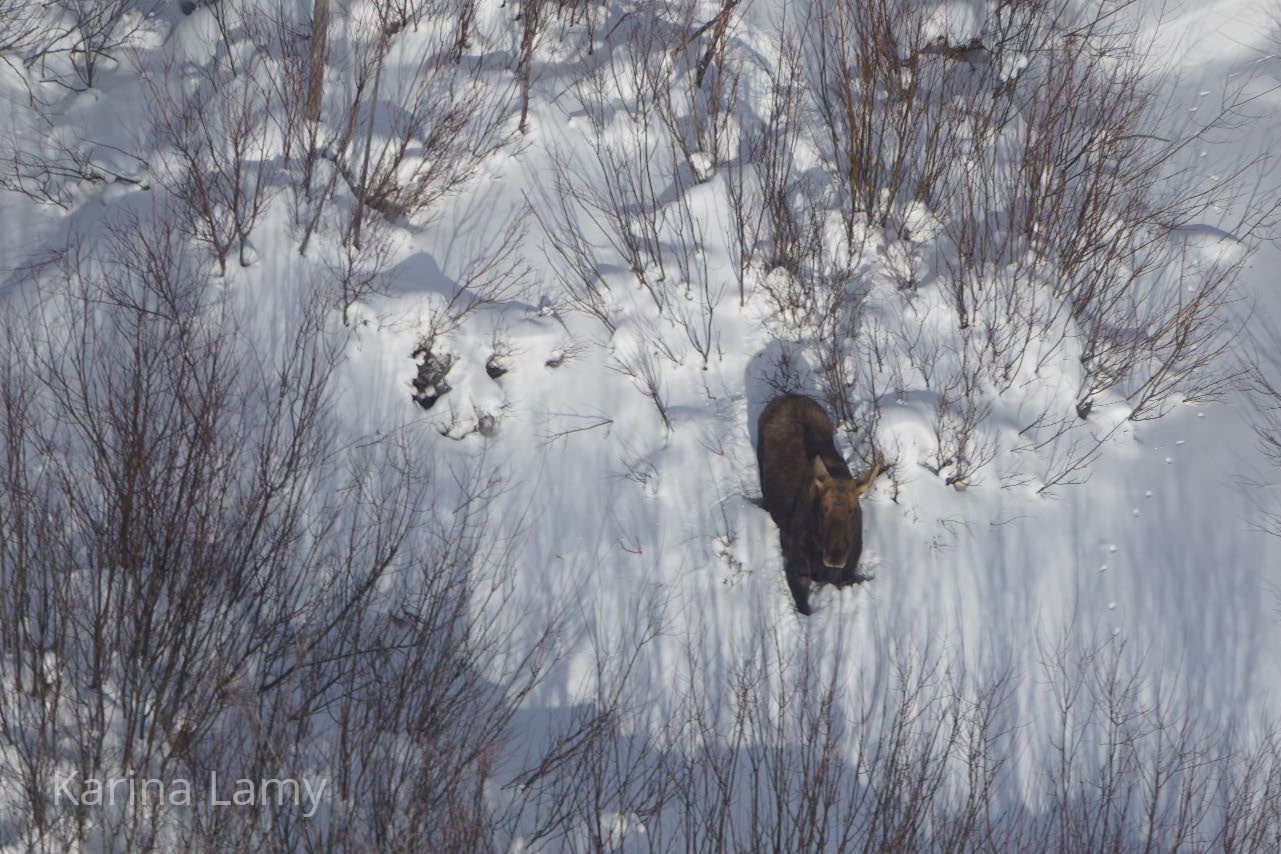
xmin=0 ymin=0 xmax=42 ymax=55
xmin=508 ymin=614 xmax=1281 ymax=852
xmin=610 ymin=328 xmax=676 ymax=432
xmin=34 ymin=0 xmax=159 ymax=91
xmin=0 ymin=116 xmax=149 ymax=209
xmin=142 ymin=5 xmax=279 ymax=273
xmin=656 ymin=0 xmax=746 ymax=179
xmin=410 ymin=206 xmax=533 ymax=379
xmin=554 ymin=31 xmax=678 ymax=311
xmin=405 ymin=207 xmax=530 ymax=411
xmin=735 ymin=0 xmax=1261 ymax=488
xmin=246 ymin=0 xmax=327 ymax=224
xmin=737 ymin=15 xmax=824 ymax=287
xmin=546 ymin=0 xmax=748 ymax=314
xmin=721 ymin=11 xmax=810 ymax=305
xmin=504 ymin=587 xmax=669 ymax=849
xmin=0 ymin=210 xmax=554 ymax=850
xmin=324 ymin=208 xmax=395 ymax=326
xmin=1241 ymin=317 xmax=1281 ymax=538
xmin=671 ymin=229 xmax=724 ymax=370
xmin=807 ymin=0 xmax=957 ymax=239
xmin=511 ymin=0 xmax=609 ymax=133
xmin=981 ymin=4 xmax=1247 ymax=421
xmin=299 ymin=0 xmax=516 ymax=254
xmin=0 ymin=1 xmax=153 ymax=209
xmin=340 ymin=1 xmax=514 ymax=224
xmin=922 ymin=346 xmax=997 ymax=488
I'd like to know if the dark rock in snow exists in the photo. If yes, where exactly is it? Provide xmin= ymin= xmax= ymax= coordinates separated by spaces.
xmin=411 ymin=345 xmax=454 ymax=410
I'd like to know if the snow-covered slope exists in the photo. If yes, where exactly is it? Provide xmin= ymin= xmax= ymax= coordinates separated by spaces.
xmin=2 ymin=0 xmax=1280 ymax=849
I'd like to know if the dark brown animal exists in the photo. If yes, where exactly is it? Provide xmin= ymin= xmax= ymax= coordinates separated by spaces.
xmin=756 ymin=394 xmax=880 ymax=615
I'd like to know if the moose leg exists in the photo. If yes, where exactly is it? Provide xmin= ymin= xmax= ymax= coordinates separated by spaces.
xmin=786 ymin=571 xmax=813 ymax=616
xmin=781 ymin=535 xmax=813 ymax=615
xmin=777 ymin=529 xmax=811 ymax=615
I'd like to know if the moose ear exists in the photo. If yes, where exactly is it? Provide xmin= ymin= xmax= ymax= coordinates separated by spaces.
xmin=855 ymin=459 xmax=883 ymax=498
xmin=812 ymin=455 xmax=830 ymax=486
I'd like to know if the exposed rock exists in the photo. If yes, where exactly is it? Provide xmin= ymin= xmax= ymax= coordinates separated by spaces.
xmin=411 ymin=344 xmax=454 ymax=410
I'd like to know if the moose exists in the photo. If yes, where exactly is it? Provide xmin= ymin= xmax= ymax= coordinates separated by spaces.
xmin=756 ymin=394 xmax=881 ymax=615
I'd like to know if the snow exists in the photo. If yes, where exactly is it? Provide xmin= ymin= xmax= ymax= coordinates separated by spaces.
xmin=3 ymin=0 xmax=1281 ymax=847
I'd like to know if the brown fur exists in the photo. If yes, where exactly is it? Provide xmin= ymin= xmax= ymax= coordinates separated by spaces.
xmin=756 ymin=394 xmax=879 ymax=615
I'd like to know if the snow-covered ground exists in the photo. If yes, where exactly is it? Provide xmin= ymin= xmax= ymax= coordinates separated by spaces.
xmin=3 ymin=0 xmax=1281 ymax=849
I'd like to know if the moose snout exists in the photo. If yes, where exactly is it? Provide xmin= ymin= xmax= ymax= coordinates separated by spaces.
xmin=822 ymin=553 xmax=847 ymax=570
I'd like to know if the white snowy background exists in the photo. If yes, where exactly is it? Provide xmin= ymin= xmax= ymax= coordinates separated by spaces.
xmin=2 ymin=0 xmax=1281 ymax=849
